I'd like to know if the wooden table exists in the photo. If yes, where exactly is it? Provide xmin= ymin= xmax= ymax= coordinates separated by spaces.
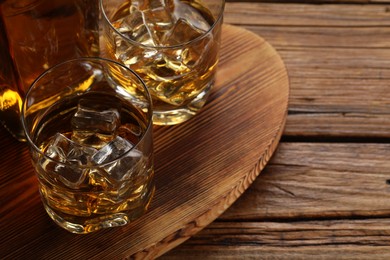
xmin=2 ymin=0 xmax=390 ymax=259
xmin=161 ymin=0 xmax=390 ymax=259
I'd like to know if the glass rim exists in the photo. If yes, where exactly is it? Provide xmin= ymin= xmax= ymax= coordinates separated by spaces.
xmin=100 ymin=0 xmax=225 ymax=49
xmin=21 ymin=57 xmax=153 ymax=168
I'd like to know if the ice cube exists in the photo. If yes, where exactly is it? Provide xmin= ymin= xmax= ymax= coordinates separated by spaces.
xmin=117 ymin=123 xmax=143 ymax=145
xmin=114 ymin=0 xmax=177 ymax=46
xmin=113 ymin=34 xmax=141 ymax=66
xmin=172 ymin=1 xmax=211 ymax=32
xmin=45 ymin=133 xmax=97 ymax=165
xmin=42 ymin=133 xmax=97 ymax=189
xmin=91 ymin=136 xmax=143 ymax=183
xmin=131 ymin=0 xmax=166 ymax=11
xmin=71 ymin=97 xmax=121 ymax=148
xmin=71 ymin=131 xmax=118 ymax=150
xmin=116 ymin=9 xmax=159 ymax=46
xmin=162 ymin=18 xmax=204 ymax=45
xmin=87 ymin=169 xmax=111 ymax=189
xmin=72 ymin=98 xmax=121 ymax=135
xmin=92 ymin=136 xmax=133 ymax=164
xmin=143 ymin=6 xmax=175 ymax=40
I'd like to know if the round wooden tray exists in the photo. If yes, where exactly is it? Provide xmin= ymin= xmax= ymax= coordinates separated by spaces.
xmin=0 ymin=25 xmax=289 ymax=259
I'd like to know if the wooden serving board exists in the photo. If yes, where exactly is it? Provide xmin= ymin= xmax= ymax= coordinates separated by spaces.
xmin=0 ymin=25 xmax=289 ymax=259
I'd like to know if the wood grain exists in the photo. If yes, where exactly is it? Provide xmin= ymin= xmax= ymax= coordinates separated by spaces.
xmin=244 ymin=26 xmax=390 ymax=48
xmin=163 ymin=1 xmax=390 ymax=259
xmin=223 ymin=2 xmax=390 ymax=138
xmin=161 ymin=219 xmax=390 ymax=259
xmin=163 ymin=142 xmax=390 ymax=258
xmin=0 ymin=25 xmax=289 ymax=259
xmin=222 ymin=142 xmax=390 ymax=220
xmin=225 ymin=3 xmax=390 ymax=26
xmin=285 ymin=112 xmax=390 ymax=138
xmin=228 ymin=0 xmax=390 ymax=3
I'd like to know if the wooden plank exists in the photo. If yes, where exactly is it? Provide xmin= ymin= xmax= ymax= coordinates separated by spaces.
xmin=224 ymin=2 xmax=390 ymax=26
xmin=288 ymin=78 xmax=390 ymax=113
xmin=161 ymin=220 xmax=390 ymax=259
xmin=162 ymin=246 xmax=390 ymax=260
xmin=280 ymin=48 xmax=390 ymax=136
xmin=278 ymin=47 xmax=390 ymax=79
xmin=220 ymin=142 xmax=390 ymax=220
xmin=285 ymin=112 xmax=390 ymax=138
xmin=228 ymin=0 xmax=390 ymax=3
xmin=243 ymin=26 xmax=390 ymax=48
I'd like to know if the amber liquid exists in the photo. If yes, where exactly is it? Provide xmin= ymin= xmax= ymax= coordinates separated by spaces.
xmin=0 ymin=0 xmax=99 ymax=140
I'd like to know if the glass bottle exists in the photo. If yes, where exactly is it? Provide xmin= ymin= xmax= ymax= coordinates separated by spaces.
xmin=0 ymin=0 xmax=99 ymax=141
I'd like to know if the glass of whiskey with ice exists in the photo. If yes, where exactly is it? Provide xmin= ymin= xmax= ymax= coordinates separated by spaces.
xmin=21 ymin=58 xmax=154 ymax=234
xmin=100 ymin=0 xmax=225 ymax=125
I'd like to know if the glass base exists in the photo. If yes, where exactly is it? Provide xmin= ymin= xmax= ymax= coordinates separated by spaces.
xmin=43 ymin=186 xmax=155 ymax=234
xmin=152 ymin=82 xmax=212 ymax=125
